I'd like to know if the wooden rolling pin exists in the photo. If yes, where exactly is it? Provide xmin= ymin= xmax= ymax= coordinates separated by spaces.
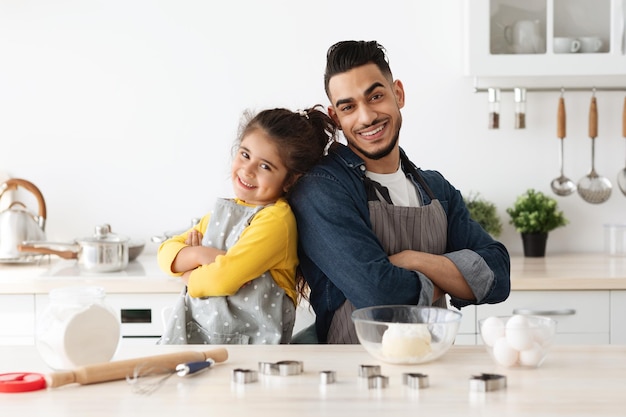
xmin=45 ymin=348 xmax=228 ymax=388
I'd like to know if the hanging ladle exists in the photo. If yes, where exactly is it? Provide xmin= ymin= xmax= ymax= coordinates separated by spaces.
xmin=577 ymin=93 xmax=612 ymax=204
xmin=550 ymin=93 xmax=576 ymax=196
xmin=617 ymin=96 xmax=626 ymax=196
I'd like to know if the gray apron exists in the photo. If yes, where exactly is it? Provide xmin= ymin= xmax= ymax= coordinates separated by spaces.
xmin=159 ymin=198 xmax=296 ymax=345
xmin=327 ymin=158 xmax=448 ymax=344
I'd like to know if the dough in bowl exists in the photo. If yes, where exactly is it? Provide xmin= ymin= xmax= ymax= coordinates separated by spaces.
xmin=381 ymin=323 xmax=432 ymax=359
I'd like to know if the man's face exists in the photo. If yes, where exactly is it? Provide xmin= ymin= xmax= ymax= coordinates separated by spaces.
xmin=327 ymin=63 xmax=405 ymax=165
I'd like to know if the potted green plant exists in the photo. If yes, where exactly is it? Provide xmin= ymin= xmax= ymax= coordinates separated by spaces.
xmin=464 ymin=193 xmax=502 ymax=238
xmin=506 ymin=188 xmax=568 ymax=257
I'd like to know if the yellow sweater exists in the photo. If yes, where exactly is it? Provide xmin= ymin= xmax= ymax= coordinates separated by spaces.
xmin=157 ymin=198 xmax=298 ymax=305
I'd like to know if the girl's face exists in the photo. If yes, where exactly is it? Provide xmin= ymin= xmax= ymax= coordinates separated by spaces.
xmin=231 ymin=129 xmax=289 ymax=206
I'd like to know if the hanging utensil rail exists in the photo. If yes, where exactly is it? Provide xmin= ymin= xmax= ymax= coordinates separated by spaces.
xmin=474 ymin=86 xmax=626 ymax=93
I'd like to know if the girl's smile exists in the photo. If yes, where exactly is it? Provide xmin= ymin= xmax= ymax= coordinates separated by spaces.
xmin=231 ymin=129 xmax=289 ymax=206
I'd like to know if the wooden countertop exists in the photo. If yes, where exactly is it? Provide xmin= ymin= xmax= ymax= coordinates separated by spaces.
xmin=510 ymin=253 xmax=626 ymax=290
xmin=1 ymin=253 xmax=626 ymax=294
xmin=1 ymin=343 xmax=625 ymax=416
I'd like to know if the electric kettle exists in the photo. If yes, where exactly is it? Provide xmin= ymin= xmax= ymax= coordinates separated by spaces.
xmin=0 ymin=178 xmax=47 ymax=260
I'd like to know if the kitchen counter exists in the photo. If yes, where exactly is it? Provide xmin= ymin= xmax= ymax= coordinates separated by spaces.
xmin=1 ymin=343 xmax=624 ymax=416
xmin=2 ymin=253 xmax=626 ymax=294
xmin=0 ymin=254 xmax=184 ymax=294
xmin=510 ymin=253 xmax=626 ymax=290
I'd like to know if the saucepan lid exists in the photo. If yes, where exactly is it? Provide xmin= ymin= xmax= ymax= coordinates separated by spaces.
xmin=76 ymin=224 xmax=129 ymax=245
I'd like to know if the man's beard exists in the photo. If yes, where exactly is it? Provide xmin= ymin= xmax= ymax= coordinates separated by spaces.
xmin=349 ymin=117 xmax=402 ymax=161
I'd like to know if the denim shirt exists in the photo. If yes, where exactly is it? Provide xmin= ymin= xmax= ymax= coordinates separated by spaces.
xmin=289 ymin=143 xmax=511 ymax=343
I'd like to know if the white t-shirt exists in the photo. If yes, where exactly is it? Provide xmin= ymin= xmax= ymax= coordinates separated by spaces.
xmin=366 ymin=165 xmax=420 ymax=207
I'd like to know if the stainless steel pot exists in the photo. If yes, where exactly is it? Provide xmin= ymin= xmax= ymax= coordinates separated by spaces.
xmin=19 ymin=224 xmax=129 ymax=272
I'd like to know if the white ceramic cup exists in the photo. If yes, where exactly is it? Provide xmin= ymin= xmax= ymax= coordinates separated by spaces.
xmin=504 ymin=20 xmax=544 ymax=54
xmin=553 ymin=37 xmax=581 ymax=53
xmin=579 ymin=36 xmax=603 ymax=53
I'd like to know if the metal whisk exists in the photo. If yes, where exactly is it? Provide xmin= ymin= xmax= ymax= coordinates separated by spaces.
xmin=126 ymin=359 xmax=215 ymax=395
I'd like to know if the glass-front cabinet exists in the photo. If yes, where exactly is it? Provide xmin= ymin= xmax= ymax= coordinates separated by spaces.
xmin=464 ymin=0 xmax=625 ymax=76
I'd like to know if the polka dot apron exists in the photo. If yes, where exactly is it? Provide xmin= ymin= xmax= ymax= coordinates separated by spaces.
xmin=159 ymin=198 xmax=296 ymax=345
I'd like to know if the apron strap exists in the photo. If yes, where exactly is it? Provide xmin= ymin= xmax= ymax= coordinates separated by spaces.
xmin=400 ymin=152 xmax=437 ymax=201
xmin=364 ymin=176 xmax=393 ymax=204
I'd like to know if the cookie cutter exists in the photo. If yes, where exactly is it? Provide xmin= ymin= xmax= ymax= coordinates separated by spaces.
xmin=367 ymin=374 xmax=389 ymax=389
xmin=232 ymin=368 xmax=258 ymax=384
xmin=258 ymin=360 xmax=303 ymax=376
xmin=358 ymin=364 xmax=381 ymax=378
xmin=469 ymin=373 xmax=507 ymax=392
xmin=402 ymin=372 xmax=429 ymax=389
xmin=319 ymin=370 xmax=336 ymax=385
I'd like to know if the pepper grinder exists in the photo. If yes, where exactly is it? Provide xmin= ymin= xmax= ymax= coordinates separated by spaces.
xmin=514 ymin=87 xmax=527 ymax=129
xmin=488 ymin=88 xmax=500 ymax=129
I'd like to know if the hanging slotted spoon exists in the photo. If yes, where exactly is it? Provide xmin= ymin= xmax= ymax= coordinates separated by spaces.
xmin=551 ymin=95 xmax=576 ymax=196
xmin=577 ymin=94 xmax=612 ymax=204
xmin=617 ymin=96 xmax=626 ymax=196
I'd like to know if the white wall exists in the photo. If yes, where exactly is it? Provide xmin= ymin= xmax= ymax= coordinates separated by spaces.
xmin=1 ymin=0 xmax=624 ymax=256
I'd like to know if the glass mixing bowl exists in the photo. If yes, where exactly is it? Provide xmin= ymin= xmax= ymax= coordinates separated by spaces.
xmin=352 ymin=305 xmax=462 ymax=365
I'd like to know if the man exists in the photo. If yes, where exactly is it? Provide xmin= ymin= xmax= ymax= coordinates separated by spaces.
xmin=289 ymin=40 xmax=510 ymax=343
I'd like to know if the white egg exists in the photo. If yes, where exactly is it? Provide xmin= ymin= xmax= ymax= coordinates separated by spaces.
xmin=519 ymin=342 xmax=544 ymax=367
xmin=492 ymin=336 xmax=519 ymax=367
xmin=505 ymin=315 xmax=534 ymax=351
xmin=480 ymin=316 xmax=505 ymax=346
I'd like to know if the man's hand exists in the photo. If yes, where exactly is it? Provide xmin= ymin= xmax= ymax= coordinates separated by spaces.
xmin=389 ymin=250 xmax=474 ymax=302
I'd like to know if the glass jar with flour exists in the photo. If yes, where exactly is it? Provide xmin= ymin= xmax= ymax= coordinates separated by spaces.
xmin=36 ymin=286 xmax=120 ymax=370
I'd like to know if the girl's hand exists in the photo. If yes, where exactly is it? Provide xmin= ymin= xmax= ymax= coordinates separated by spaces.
xmin=185 ymin=230 xmax=203 ymax=246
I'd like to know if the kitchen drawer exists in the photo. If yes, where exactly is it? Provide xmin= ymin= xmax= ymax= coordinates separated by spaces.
xmin=454 ymin=334 xmax=477 ymax=345
xmin=456 ymin=305 xmax=476 ymax=335
xmin=476 ymin=290 xmax=610 ymax=344
xmin=0 ymin=294 xmax=35 ymax=345
xmin=610 ymin=291 xmax=626 ymax=344
xmin=447 ymin=296 xmax=476 ymax=345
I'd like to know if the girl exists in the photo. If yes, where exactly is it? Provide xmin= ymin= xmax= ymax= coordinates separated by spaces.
xmin=157 ymin=106 xmax=336 ymax=344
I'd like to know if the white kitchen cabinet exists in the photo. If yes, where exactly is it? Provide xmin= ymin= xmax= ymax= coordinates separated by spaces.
xmin=464 ymin=0 xmax=626 ymax=77
xmin=610 ymin=290 xmax=626 ymax=344
xmin=477 ymin=290 xmax=610 ymax=344
xmin=0 ymin=294 xmax=35 ymax=345
xmin=447 ymin=295 xmax=477 ymax=345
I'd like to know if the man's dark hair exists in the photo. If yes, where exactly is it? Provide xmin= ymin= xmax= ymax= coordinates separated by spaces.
xmin=324 ymin=40 xmax=393 ymax=99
